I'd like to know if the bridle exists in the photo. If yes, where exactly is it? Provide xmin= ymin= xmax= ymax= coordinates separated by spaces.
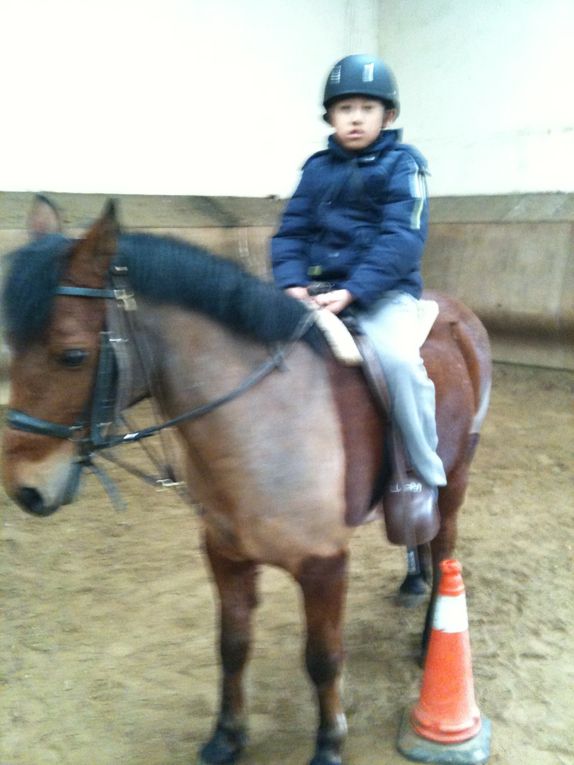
xmin=7 ymin=284 xmax=120 ymax=446
xmin=6 ymin=268 xmax=316 ymax=508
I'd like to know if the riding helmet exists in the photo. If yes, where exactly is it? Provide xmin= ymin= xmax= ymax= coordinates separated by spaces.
xmin=323 ymin=54 xmax=400 ymax=114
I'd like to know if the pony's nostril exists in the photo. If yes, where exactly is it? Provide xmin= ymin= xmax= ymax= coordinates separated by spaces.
xmin=16 ymin=487 xmax=58 ymax=517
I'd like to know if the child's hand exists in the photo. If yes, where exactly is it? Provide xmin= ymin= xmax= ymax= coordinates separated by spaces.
xmin=314 ymin=289 xmax=354 ymax=314
xmin=285 ymin=286 xmax=311 ymax=302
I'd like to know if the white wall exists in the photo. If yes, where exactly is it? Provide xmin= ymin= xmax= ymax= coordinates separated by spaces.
xmin=1 ymin=0 xmax=572 ymax=198
xmin=380 ymin=0 xmax=574 ymax=195
xmin=0 ymin=0 xmax=377 ymax=197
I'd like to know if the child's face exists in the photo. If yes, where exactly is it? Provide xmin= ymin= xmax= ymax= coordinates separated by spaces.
xmin=328 ymin=97 xmax=395 ymax=151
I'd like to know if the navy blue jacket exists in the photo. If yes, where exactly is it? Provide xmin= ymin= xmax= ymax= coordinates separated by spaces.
xmin=271 ymin=129 xmax=429 ymax=309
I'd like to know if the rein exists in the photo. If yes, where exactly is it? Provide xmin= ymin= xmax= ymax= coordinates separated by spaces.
xmin=6 ymin=276 xmax=316 ymax=506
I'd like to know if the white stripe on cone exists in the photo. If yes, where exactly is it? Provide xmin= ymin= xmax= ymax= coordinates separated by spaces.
xmin=433 ymin=593 xmax=469 ymax=633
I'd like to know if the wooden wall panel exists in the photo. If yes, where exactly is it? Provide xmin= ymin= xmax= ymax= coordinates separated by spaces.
xmin=1 ymin=192 xmax=573 ymax=370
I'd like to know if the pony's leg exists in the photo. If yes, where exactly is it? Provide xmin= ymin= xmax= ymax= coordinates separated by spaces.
xmin=200 ymin=536 xmax=258 ymax=765
xmin=422 ymin=471 xmax=467 ymax=655
xmin=396 ymin=545 xmax=431 ymax=607
xmin=297 ymin=552 xmax=349 ymax=765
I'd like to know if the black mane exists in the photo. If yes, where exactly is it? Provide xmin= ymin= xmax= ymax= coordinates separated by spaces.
xmin=2 ymin=231 xmax=321 ymax=352
xmin=2 ymin=233 xmax=70 ymax=350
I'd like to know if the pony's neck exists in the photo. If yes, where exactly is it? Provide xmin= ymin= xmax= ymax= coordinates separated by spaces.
xmin=133 ymin=301 xmax=273 ymax=417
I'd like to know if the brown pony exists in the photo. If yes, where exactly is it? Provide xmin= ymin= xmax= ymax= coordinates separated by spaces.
xmin=1 ymin=202 xmax=491 ymax=765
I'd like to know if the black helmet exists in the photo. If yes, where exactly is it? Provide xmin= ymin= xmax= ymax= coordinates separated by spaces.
xmin=323 ymin=54 xmax=400 ymax=114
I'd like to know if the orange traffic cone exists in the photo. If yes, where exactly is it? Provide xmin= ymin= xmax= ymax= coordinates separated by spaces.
xmin=397 ymin=559 xmax=491 ymax=764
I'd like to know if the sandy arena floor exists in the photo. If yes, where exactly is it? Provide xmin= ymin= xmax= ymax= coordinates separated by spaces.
xmin=1 ymin=363 xmax=573 ymax=765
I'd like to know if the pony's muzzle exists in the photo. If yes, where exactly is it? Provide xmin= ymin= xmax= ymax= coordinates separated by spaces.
xmin=15 ymin=486 xmax=59 ymax=517
xmin=2 ymin=436 xmax=83 ymax=516
xmin=13 ymin=460 xmax=82 ymax=516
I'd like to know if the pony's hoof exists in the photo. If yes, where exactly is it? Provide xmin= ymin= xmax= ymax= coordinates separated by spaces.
xmin=309 ymin=753 xmax=343 ymax=765
xmin=198 ymin=722 xmax=247 ymax=765
xmin=309 ymin=719 xmax=346 ymax=764
xmin=396 ymin=590 xmax=428 ymax=608
xmin=396 ymin=573 xmax=429 ymax=608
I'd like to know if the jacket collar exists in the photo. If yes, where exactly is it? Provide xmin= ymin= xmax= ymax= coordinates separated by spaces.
xmin=327 ymin=128 xmax=403 ymax=162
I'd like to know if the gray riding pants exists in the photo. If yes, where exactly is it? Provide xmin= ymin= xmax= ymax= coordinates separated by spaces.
xmin=356 ymin=291 xmax=447 ymax=487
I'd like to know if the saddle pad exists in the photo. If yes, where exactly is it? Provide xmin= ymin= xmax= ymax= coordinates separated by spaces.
xmin=415 ymin=299 xmax=439 ymax=347
xmin=312 ymin=308 xmax=363 ymax=365
xmin=313 ymin=298 xmax=439 ymax=365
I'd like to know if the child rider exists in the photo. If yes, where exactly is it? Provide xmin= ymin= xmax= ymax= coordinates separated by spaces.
xmin=271 ymin=54 xmax=447 ymax=526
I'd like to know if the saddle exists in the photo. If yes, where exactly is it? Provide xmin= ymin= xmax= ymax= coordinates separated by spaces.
xmin=309 ymin=287 xmax=440 ymax=547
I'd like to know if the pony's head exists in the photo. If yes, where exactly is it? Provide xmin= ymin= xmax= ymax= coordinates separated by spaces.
xmin=2 ymin=201 xmax=119 ymax=515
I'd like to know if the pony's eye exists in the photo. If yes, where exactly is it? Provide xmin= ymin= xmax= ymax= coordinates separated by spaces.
xmin=58 ymin=349 xmax=89 ymax=368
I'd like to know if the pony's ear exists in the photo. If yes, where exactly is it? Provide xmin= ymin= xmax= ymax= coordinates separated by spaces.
xmin=27 ymin=194 xmax=63 ymax=240
xmin=67 ymin=199 xmax=120 ymax=287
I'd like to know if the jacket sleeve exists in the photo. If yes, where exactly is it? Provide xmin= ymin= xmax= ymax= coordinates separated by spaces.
xmin=271 ymin=165 xmax=316 ymax=289
xmin=343 ymin=150 xmax=429 ymax=308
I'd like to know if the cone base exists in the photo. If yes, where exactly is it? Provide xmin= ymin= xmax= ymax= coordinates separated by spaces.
xmin=397 ymin=708 xmax=491 ymax=764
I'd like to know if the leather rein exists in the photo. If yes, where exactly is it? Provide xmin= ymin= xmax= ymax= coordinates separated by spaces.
xmin=6 ymin=270 xmax=316 ymax=507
